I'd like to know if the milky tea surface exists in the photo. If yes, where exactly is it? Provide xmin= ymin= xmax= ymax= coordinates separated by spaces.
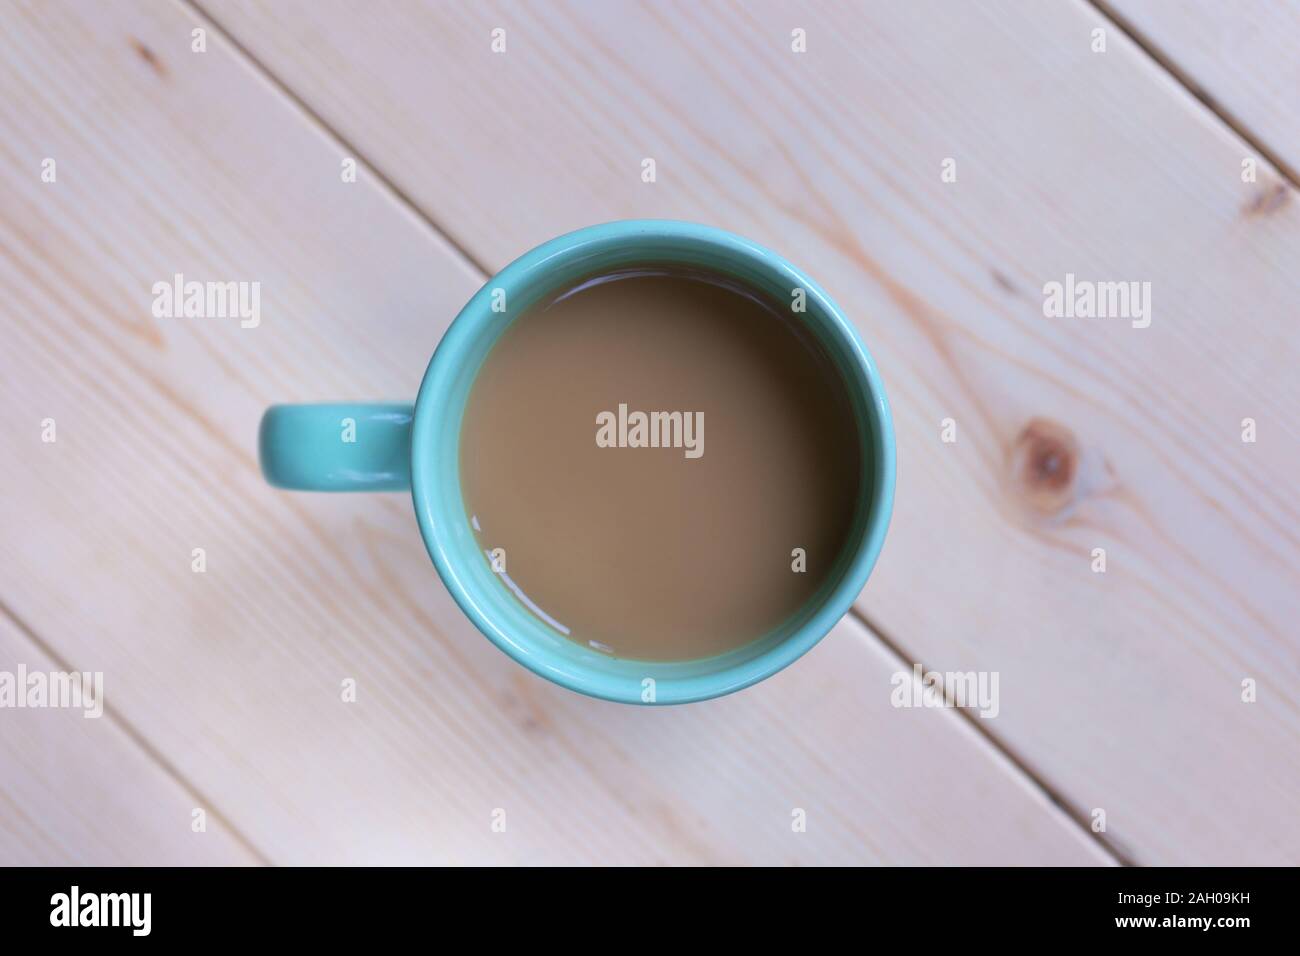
xmin=459 ymin=268 xmax=861 ymax=661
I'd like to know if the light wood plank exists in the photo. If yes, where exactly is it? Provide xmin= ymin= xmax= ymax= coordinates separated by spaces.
xmin=1104 ymin=0 xmax=1300 ymax=179
xmin=0 ymin=0 xmax=1104 ymax=864
xmin=0 ymin=613 xmax=259 ymax=865
xmin=203 ymin=0 xmax=1300 ymax=863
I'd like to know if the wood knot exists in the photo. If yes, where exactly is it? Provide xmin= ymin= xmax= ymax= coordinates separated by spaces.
xmin=129 ymin=37 xmax=168 ymax=77
xmin=501 ymin=672 xmax=554 ymax=735
xmin=1243 ymin=181 xmax=1290 ymax=218
xmin=1009 ymin=418 xmax=1079 ymax=515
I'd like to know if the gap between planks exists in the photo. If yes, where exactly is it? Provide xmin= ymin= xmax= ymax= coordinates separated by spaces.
xmin=0 ymin=597 xmax=274 ymax=866
xmin=182 ymin=0 xmax=497 ymax=277
xmin=1084 ymin=0 xmax=1300 ymax=188
xmin=848 ymin=606 xmax=1131 ymax=866
xmin=184 ymin=0 xmax=1137 ymax=864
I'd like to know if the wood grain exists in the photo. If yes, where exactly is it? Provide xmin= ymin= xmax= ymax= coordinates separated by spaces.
xmin=0 ymin=612 xmax=259 ymax=864
xmin=201 ymin=0 xmax=1300 ymax=863
xmin=1104 ymin=0 xmax=1300 ymax=180
xmin=0 ymin=0 xmax=1107 ymax=864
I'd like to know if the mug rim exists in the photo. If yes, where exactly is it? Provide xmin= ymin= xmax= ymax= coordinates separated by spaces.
xmin=411 ymin=219 xmax=895 ymax=704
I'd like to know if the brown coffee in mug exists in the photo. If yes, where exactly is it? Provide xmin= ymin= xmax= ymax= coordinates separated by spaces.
xmin=459 ymin=267 xmax=861 ymax=662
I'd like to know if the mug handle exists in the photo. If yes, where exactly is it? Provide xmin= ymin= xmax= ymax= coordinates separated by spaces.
xmin=258 ymin=403 xmax=414 ymax=491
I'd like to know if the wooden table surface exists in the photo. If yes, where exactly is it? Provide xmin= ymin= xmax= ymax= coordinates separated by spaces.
xmin=1 ymin=0 xmax=1296 ymax=866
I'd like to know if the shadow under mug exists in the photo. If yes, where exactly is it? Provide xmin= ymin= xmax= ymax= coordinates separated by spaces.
xmin=259 ymin=220 xmax=895 ymax=704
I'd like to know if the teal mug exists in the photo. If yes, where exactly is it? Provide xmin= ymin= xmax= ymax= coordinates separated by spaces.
xmin=259 ymin=220 xmax=894 ymax=704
